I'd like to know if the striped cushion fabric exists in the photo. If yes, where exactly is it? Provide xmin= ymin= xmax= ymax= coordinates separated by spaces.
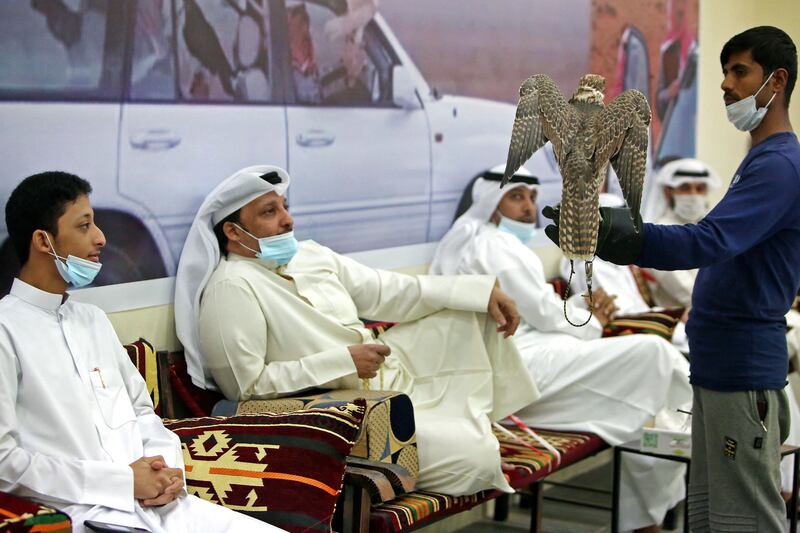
xmin=124 ymin=338 xmax=160 ymax=414
xmin=498 ymin=427 xmax=606 ymax=487
xmin=0 ymin=491 xmax=70 ymax=533
xmin=603 ymin=308 xmax=685 ymax=341
xmin=369 ymin=426 xmax=606 ymax=533
xmin=165 ymin=400 xmax=366 ymax=533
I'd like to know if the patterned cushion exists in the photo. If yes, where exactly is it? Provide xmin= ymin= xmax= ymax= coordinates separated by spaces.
xmin=164 ymin=400 xmax=366 ymax=533
xmin=368 ymin=426 xmax=607 ymax=533
xmin=369 ymin=491 xmax=492 ymax=533
xmin=496 ymin=426 xmax=607 ymax=488
xmin=233 ymin=389 xmax=418 ymax=482
xmin=0 ymin=491 xmax=70 ymax=533
xmin=602 ymin=308 xmax=685 ymax=341
xmin=124 ymin=338 xmax=160 ymax=414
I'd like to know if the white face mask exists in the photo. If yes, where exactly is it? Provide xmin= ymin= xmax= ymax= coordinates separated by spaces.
xmin=725 ymin=71 xmax=777 ymax=132
xmin=673 ymin=194 xmax=707 ymax=223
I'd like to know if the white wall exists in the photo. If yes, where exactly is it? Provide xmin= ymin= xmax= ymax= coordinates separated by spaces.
xmin=697 ymin=0 xmax=800 ymax=204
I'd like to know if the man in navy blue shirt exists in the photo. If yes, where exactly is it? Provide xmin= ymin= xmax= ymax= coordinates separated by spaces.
xmin=545 ymin=26 xmax=799 ymax=531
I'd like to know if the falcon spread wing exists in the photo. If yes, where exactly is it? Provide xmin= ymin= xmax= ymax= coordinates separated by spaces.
xmin=503 ymin=75 xmax=577 ymax=185
xmin=592 ymin=89 xmax=651 ymax=228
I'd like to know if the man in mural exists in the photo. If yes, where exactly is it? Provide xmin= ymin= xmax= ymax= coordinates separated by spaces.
xmin=174 ymin=165 xmax=540 ymax=497
xmin=544 ymin=26 xmax=799 ymax=531
xmin=0 ymin=171 xmax=284 ymax=533
xmin=655 ymin=0 xmax=695 ymax=121
xmin=287 ymin=3 xmax=322 ymax=104
xmin=430 ymin=165 xmax=692 ymax=533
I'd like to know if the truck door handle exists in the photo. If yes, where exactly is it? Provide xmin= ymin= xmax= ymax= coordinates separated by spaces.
xmin=130 ymin=129 xmax=182 ymax=151
xmin=296 ymin=130 xmax=335 ymax=147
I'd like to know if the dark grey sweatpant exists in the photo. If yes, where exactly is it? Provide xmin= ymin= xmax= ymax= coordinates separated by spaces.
xmin=688 ymin=386 xmax=790 ymax=532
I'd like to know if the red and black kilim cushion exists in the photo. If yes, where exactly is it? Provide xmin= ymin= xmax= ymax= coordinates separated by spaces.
xmin=166 ymin=354 xmax=223 ymax=417
xmin=0 ymin=491 xmax=70 ymax=533
xmin=165 ymin=400 xmax=366 ymax=533
xmin=124 ymin=338 xmax=160 ymax=415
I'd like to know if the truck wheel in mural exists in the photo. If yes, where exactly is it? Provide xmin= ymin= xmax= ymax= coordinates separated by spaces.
xmin=91 ymin=211 xmax=168 ymax=286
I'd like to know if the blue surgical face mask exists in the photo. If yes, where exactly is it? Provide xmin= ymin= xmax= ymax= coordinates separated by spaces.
xmin=234 ymin=224 xmax=298 ymax=267
xmin=498 ymin=216 xmax=538 ymax=244
xmin=45 ymin=233 xmax=102 ymax=288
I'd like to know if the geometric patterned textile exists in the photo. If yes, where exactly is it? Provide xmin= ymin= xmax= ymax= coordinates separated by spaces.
xmin=602 ymin=308 xmax=685 ymax=341
xmin=235 ymin=389 xmax=418 ymax=481
xmin=369 ymin=491 xmax=491 ymax=533
xmin=0 ymin=491 xmax=70 ymax=533
xmin=496 ymin=426 xmax=607 ymax=488
xmin=368 ymin=425 xmax=606 ymax=533
xmin=164 ymin=400 xmax=366 ymax=533
xmin=124 ymin=338 xmax=160 ymax=415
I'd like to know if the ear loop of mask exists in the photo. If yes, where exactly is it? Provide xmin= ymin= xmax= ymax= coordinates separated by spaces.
xmin=757 ymin=71 xmax=778 ymax=107
xmin=43 ymin=232 xmax=66 ymax=263
xmin=232 ymin=223 xmax=262 ymax=256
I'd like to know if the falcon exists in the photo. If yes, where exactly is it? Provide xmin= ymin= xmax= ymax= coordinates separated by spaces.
xmin=503 ymin=74 xmax=650 ymax=325
xmin=503 ymin=73 xmax=650 ymax=260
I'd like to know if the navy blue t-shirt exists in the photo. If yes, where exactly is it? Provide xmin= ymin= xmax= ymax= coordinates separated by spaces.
xmin=637 ymin=132 xmax=800 ymax=391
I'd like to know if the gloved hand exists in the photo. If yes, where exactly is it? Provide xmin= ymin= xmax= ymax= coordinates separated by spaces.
xmin=542 ymin=205 xmax=645 ymax=265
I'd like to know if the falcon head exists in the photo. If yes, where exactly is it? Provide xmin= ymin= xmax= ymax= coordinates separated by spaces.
xmin=519 ymin=77 xmax=537 ymax=97
xmin=570 ymin=74 xmax=606 ymax=104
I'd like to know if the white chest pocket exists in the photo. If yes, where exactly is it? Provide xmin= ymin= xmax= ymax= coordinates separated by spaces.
xmin=89 ymin=366 xmax=137 ymax=429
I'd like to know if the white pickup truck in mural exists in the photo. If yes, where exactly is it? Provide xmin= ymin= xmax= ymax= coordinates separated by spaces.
xmin=0 ymin=0 xmax=517 ymax=290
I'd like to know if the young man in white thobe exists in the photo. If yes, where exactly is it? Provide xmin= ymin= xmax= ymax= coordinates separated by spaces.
xmin=429 ymin=166 xmax=693 ymax=533
xmin=0 ymin=171 xmax=284 ymax=533
xmin=174 ymin=165 xmax=539 ymax=496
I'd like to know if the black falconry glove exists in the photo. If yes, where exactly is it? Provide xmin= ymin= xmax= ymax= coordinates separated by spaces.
xmin=542 ymin=205 xmax=644 ymax=265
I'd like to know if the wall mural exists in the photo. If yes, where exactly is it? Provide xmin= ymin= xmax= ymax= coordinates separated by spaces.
xmin=0 ymin=0 xmax=698 ymax=291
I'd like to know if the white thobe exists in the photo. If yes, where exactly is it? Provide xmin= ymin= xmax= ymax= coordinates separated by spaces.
xmin=198 ymin=241 xmax=539 ymax=495
xmin=452 ymin=224 xmax=693 ymax=530
xmin=0 ymin=279 xmax=281 ymax=533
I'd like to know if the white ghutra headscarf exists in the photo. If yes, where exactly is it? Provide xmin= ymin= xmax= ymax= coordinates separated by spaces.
xmin=429 ymin=164 xmax=538 ymax=275
xmin=174 ymin=165 xmax=291 ymax=389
